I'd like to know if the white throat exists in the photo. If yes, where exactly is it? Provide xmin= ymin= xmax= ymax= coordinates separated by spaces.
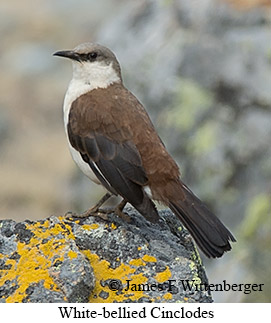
xmin=73 ymin=61 xmax=120 ymax=87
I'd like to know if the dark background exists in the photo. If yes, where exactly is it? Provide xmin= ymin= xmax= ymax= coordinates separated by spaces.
xmin=0 ymin=0 xmax=270 ymax=302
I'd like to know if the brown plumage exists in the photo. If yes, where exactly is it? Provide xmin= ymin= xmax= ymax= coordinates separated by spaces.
xmin=68 ymin=83 xmax=235 ymax=258
xmin=55 ymin=43 xmax=235 ymax=258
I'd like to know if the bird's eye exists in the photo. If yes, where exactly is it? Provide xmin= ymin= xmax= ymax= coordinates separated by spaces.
xmin=88 ymin=52 xmax=98 ymax=60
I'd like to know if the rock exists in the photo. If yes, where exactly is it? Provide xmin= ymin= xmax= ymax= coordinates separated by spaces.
xmin=0 ymin=208 xmax=212 ymax=303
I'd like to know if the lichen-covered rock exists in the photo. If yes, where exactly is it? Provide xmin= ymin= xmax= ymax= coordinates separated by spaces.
xmin=0 ymin=208 xmax=212 ymax=303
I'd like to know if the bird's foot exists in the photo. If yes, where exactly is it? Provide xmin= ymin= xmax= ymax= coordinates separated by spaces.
xmin=113 ymin=199 xmax=131 ymax=222
xmin=64 ymin=192 xmax=113 ymax=220
xmin=64 ymin=211 xmax=82 ymax=220
xmin=64 ymin=207 xmax=109 ymax=221
xmin=115 ymin=208 xmax=131 ymax=223
xmin=64 ymin=198 xmax=130 ymax=222
xmin=89 ymin=205 xmax=131 ymax=223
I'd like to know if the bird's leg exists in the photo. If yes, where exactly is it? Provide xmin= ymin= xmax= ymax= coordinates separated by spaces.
xmin=96 ymin=198 xmax=127 ymax=216
xmin=85 ymin=198 xmax=130 ymax=222
xmin=114 ymin=199 xmax=130 ymax=222
xmin=86 ymin=192 xmax=113 ymax=214
xmin=65 ymin=192 xmax=112 ymax=219
xmin=116 ymin=199 xmax=127 ymax=213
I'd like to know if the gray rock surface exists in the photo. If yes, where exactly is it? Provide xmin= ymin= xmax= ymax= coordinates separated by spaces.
xmin=0 ymin=208 xmax=212 ymax=303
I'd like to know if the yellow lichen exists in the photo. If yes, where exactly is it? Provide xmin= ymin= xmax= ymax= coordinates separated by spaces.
xmin=142 ymin=254 xmax=157 ymax=263
xmin=163 ymin=292 xmax=173 ymax=300
xmin=155 ymin=266 xmax=172 ymax=283
xmin=0 ymin=218 xmax=75 ymax=303
xmin=3 ymin=241 xmax=61 ymax=302
xmin=68 ymin=250 xmax=78 ymax=259
xmin=129 ymin=258 xmax=146 ymax=267
xmin=82 ymin=251 xmax=152 ymax=303
xmin=82 ymin=223 xmax=99 ymax=230
xmin=42 ymin=220 xmax=50 ymax=228
xmin=111 ymin=223 xmax=117 ymax=230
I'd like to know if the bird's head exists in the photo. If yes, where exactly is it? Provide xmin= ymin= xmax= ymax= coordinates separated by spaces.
xmin=54 ymin=43 xmax=122 ymax=88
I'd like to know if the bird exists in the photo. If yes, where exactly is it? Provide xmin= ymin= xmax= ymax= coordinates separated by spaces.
xmin=54 ymin=42 xmax=235 ymax=258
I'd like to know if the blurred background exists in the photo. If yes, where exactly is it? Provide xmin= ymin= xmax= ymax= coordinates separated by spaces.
xmin=0 ymin=0 xmax=270 ymax=302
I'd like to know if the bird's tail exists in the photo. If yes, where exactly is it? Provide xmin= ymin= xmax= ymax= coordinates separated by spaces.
xmin=169 ymin=183 xmax=236 ymax=258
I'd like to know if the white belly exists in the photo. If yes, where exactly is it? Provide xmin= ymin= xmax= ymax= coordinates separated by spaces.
xmin=63 ymin=78 xmax=102 ymax=185
xmin=62 ymin=72 xmax=121 ymax=187
xmin=68 ymin=142 xmax=101 ymax=184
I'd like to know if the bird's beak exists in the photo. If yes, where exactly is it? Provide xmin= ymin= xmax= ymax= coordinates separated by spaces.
xmin=53 ymin=50 xmax=81 ymax=62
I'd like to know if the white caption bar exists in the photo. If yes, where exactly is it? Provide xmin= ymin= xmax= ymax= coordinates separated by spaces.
xmin=1 ymin=303 xmax=269 ymax=322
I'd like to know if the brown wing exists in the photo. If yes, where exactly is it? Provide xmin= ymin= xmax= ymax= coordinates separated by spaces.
xmin=68 ymin=84 xmax=160 ymax=222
